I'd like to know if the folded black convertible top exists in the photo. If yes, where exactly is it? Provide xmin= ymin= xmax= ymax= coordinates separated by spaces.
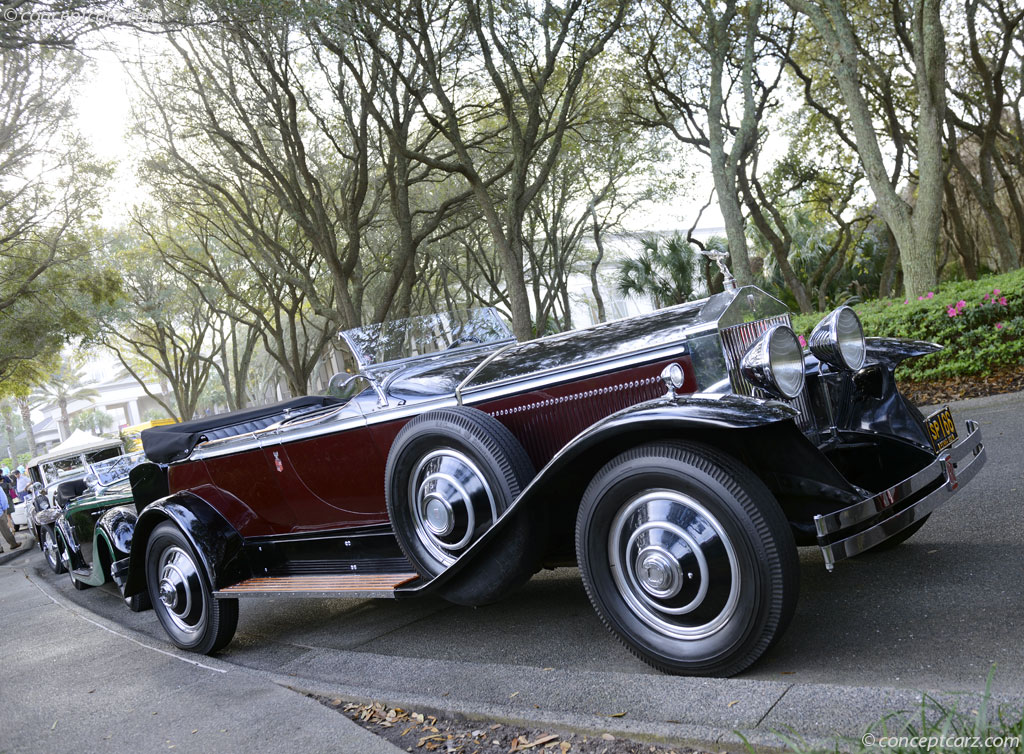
xmin=141 ymin=396 xmax=340 ymax=464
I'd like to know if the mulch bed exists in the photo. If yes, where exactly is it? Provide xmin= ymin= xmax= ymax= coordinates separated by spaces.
xmin=900 ymin=367 xmax=1024 ymax=406
xmin=315 ymin=698 xmax=730 ymax=754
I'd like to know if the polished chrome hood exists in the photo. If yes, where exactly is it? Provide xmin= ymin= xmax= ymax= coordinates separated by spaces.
xmin=448 ymin=286 xmax=790 ymax=400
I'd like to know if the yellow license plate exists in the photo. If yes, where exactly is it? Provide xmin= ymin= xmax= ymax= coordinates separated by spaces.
xmin=925 ymin=406 xmax=958 ymax=452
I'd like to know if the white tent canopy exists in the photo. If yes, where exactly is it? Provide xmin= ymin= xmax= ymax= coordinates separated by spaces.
xmin=27 ymin=430 xmax=123 ymax=468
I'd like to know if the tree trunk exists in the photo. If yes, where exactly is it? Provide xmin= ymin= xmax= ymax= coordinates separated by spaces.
xmin=2 ymin=410 xmax=17 ymax=458
xmin=705 ymin=0 xmax=758 ymax=286
xmin=589 ymin=209 xmax=607 ymax=323
xmin=737 ymin=170 xmax=812 ymax=312
xmin=783 ymin=0 xmax=945 ymax=296
xmin=18 ymin=398 xmax=36 ymax=456
xmin=942 ymin=180 xmax=978 ymax=280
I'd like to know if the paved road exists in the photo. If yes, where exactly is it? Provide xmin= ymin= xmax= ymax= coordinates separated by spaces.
xmin=0 ymin=562 xmax=403 ymax=754
xmin=8 ymin=391 xmax=1023 ymax=750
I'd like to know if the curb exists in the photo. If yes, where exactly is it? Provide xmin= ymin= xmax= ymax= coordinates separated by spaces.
xmin=0 ymin=530 xmax=35 ymax=566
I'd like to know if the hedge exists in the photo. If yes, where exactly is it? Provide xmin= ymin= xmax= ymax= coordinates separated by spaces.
xmin=791 ymin=268 xmax=1024 ymax=383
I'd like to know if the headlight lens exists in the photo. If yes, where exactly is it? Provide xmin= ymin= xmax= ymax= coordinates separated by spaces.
xmin=808 ymin=306 xmax=866 ymax=371
xmin=740 ymin=324 xmax=806 ymax=399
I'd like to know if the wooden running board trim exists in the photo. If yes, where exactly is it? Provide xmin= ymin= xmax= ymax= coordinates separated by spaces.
xmin=213 ymin=573 xmax=419 ymax=599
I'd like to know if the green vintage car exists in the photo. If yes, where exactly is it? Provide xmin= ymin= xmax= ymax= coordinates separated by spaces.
xmin=46 ymin=454 xmax=151 ymax=612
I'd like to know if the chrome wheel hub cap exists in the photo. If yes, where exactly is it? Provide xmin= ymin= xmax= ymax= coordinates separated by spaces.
xmin=636 ymin=547 xmax=682 ymax=598
xmin=609 ymin=490 xmax=739 ymax=640
xmin=156 ymin=546 xmax=205 ymax=635
xmin=410 ymin=449 xmax=497 ymax=566
xmin=43 ymin=533 xmax=58 ymax=562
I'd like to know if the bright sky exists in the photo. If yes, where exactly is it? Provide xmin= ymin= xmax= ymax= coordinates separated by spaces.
xmin=73 ymin=30 xmax=724 ymax=235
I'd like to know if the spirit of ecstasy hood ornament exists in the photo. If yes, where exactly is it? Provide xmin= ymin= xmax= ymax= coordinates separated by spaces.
xmin=699 ymin=247 xmax=737 ymax=292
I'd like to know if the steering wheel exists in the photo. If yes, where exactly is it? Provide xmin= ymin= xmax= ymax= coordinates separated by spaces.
xmin=447 ymin=335 xmax=483 ymax=349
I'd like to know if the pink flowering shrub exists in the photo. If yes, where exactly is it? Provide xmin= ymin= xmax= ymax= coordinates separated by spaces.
xmin=792 ymin=269 xmax=1024 ymax=381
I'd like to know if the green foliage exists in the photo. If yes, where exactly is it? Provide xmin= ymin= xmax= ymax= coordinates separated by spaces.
xmin=71 ymin=407 xmax=115 ymax=435
xmin=142 ymin=408 xmax=171 ymax=423
xmin=616 ymin=234 xmax=698 ymax=309
xmin=1 ymin=453 xmax=32 ymax=469
xmin=773 ymin=670 xmax=1022 ymax=754
xmin=792 ymin=270 xmax=1024 ymax=382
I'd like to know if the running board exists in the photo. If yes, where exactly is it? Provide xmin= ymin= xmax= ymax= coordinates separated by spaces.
xmin=213 ymin=573 xmax=419 ymax=599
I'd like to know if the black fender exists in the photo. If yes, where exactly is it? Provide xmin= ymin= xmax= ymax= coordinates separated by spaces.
xmin=865 ymin=337 xmax=942 ymax=369
xmin=54 ymin=517 xmax=83 ymax=570
xmin=400 ymin=393 xmax=803 ymax=595
xmin=94 ymin=504 xmax=139 ymax=582
xmin=828 ymin=337 xmax=942 ymax=449
xmin=122 ymin=492 xmax=250 ymax=598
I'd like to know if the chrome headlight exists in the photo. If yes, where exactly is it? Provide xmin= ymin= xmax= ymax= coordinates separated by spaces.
xmin=808 ymin=306 xmax=865 ymax=371
xmin=740 ymin=324 xmax=806 ymax=399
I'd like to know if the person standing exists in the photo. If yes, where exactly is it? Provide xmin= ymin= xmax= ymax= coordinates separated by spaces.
xmin=0 ymin=485 xmax=19 ymax=552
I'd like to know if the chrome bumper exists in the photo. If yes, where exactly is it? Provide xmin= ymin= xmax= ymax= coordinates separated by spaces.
xmin=815 ymin=419 xmax=986 ymax=571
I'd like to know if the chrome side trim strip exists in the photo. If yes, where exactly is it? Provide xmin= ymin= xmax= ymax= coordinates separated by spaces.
xmin=454 ymin=342 xmax=516 ymax=405
xmin=183 ymin=345 xmax=689 ymax=462
xmin=815 ymin=420 xmax=985 ymax=571
xmin=461 ymin=342 xmax=688 ymax=405
xmin=187 ymin=398 xmax=460 ymax=461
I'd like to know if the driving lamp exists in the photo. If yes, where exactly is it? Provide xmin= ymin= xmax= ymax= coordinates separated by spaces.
xmin=740 ymin=324 xmax=806 ymax=399
xmin=808 ymin=306 xmax=866 ymax=371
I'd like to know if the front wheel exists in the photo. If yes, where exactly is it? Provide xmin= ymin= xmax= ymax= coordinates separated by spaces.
xmin=41 ymin=527 xmax=66 ymax=574
xmin=576 ymin=441 xmax=799 ymax=677
xmin=145 ymin=522 xmax=237 ymax=654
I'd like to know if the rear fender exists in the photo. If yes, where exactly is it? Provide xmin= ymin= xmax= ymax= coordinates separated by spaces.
xmin=122 ymin=492 xmax=249 ymax=598
xmin=402 ymin=393 xmax=827 ymax=594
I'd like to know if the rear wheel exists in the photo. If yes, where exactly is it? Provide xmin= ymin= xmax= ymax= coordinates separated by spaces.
xmin=125 ymin=591 xmax=152 ymax=612
xmin=385 ymin=407 xmax=540 ymax=606
xmin=577 ymin=441 xmax=799 ymax=677
xmin=146 ymin=522 xmax=237 ymax=654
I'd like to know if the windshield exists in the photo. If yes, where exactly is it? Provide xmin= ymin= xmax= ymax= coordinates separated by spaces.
xmin=36 ymin=446 xmax=125 ymax=487
xmin=339 ymin=308 xmax=514 ymax=369
xmin=87 ymin=452 xmax=145 ymax=489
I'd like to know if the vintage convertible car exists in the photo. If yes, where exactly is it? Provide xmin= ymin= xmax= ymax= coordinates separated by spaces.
xmin=108 ymin=285 xmax=984 ymax=676
xmin=34 ymin=454 xmax=147 ymax=608
xmin=27 ymin=432 xmax=128 ymax=567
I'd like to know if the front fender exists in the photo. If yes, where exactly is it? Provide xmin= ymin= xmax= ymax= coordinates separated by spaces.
xmin=865 ymin=337 xmax=942 ymax=369
xmin=122 ymin=492 xmax=249 ymax=598
xmin=400 ymin=393 xmax=798 ymax=595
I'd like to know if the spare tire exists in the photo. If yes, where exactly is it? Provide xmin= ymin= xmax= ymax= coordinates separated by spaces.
xmin=385 ymin=406 xmax=540 ymax=605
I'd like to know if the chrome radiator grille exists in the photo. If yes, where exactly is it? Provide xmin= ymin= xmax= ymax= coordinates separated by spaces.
xmin=720 ymin=314 xmax=815 ymax=431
